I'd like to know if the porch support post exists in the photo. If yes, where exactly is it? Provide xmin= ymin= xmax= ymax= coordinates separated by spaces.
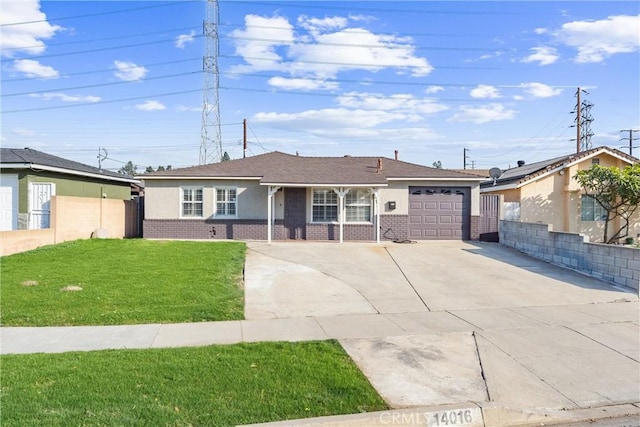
xmin=334 ymin=188 xmax=350 ymax=243
xmin=267 ymin=186 xmax=280 ymax=243
xmin=371 ymin=188 xmax=381 ymax=244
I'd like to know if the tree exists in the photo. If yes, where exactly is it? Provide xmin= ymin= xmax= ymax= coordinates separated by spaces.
xmin=575 ymin=163 xmax=640 ymax=244
xmin=144 ymin=165 xmax=172 ymax=173
xmin=432 ymin=160 xmax=442 ymax=169
xmin=118 ymin=161 xmax=137 ymax=176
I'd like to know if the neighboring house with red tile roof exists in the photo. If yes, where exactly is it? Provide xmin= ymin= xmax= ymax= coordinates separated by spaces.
xmin=139 ymin=151 xmax=485 ymax=242
xmin=480 ymin=146 xmax=639 ymax=244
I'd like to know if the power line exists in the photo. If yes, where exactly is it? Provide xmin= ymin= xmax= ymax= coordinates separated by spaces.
xmin=2 ymin=71 xmax=201 ymax=97
xmin=1 ymin=89 xmax=202 ymax=114
xmin=1 ymin=58 xmax=201 ymax=82
xmin=0 ymin=1 xmax=196 ymax=27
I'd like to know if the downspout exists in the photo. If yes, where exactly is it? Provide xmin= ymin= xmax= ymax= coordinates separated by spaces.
xmin=267 ymin=186 xmax=280 ymax=243
xmin=371 ymin=188 xmax=380 ymax=244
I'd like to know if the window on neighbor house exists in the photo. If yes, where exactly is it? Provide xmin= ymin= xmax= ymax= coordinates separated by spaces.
xmin=182 ymin=187 xmax=203 ymax=217
xmin=312 ymin=189 xmax=338 ymax=222
xmin=592 ymin=158 xmax=600 ymax=165
xmin=345 ymin=189 xmax=372 ymax=222
xmin=580 ymin=195 xmax=607 ymax=221
xmin=215 ymin=188 xmax=237 ymax=217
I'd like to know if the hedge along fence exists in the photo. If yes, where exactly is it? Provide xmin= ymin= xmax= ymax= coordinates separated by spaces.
xmin=499 ymin=220 xmax=639 ymax=292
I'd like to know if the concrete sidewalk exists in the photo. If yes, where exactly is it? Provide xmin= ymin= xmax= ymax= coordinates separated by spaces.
xmin=2 ymin=241 xmax=639 ymax=427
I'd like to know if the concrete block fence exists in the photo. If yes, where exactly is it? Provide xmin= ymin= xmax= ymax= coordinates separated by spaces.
xmin=500 ymin=221 xmax=639 ymax=292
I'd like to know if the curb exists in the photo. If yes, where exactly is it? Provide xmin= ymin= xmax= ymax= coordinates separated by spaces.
xmin=237 ymin=402 xmax=640 ymax=427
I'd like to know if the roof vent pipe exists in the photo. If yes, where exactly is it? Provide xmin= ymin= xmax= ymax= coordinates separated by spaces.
xmin=377 ymin=158 xmax=383 ymax=173
xmin=394 ymin=150 xmax=398 ymax=160
xmin=517 ymin=160 xmax=525 ymax=167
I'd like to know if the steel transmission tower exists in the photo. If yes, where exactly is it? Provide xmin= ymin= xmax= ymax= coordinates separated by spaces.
xmin=572 ymin=87 xmax=594 ymax=153
xmin=200 ymin=0 xmax=222 ymax=165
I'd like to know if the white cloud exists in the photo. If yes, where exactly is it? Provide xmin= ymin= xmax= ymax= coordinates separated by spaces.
xmin=298 ymin=15 xmax=348 ymax=32
xmin=555 ymin=15 xmax=640 ymax=63
xmin=13 ymin=59 xmax=59 ymax=79
xmin=175 ymin=30 xmax=196 ymax=48
xmin=450 ymin=104 xmax=516 ymax=124
xmin=337 ymin=92 xmax=448 ymax=115
xmin=0 ymin=0 xmax=62 ymax=57
xmin=470 ymin=85 xmax=501 ymax=99
xmin=135 ymin=100 xmax=166 ymax=111
xmin=176 ymin=105 xmax=201 ymax=112
xmin=113 ymin=60 xmax=148 ymax=81
xmin=12 ymin=128 xmax=37 ymax=136
xmin=268 ymin=77 xmax=339 ymax=91
xmin=254 ymin=108 xmax=407 ymax=129
xmin=230 ymin=15 xmax=295 ymax=72
xmin=229 ymin=14 xmax=433 ymax=81
xmin=520 ymin=46 xmax=559 ymax=66
xmin=425 ymin=86 xmax=444 ymax=94
xmin=519 ymin=82 xmax=564 ymax=98
xmin=29 ymin=92 xmax=101 ymax=102
xmin=534 ymin=28 xmax=548 ymax=35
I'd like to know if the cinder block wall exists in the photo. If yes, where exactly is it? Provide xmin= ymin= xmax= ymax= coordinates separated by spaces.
xmin=500 ymin=221 xmax=639 ymax=291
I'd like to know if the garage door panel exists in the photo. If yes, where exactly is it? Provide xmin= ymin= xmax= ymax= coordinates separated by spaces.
xmin=408 ymin=187 xmax=470 ymax=240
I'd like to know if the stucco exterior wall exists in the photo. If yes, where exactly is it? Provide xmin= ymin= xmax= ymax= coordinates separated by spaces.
xmin=143 ymin=179 xmax=265 ymax=220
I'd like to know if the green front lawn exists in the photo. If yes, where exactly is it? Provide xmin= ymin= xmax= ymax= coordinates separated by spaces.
xmin=0 ymin=239 xmax=245 ymax=326
xmin=0 ymin=341 xmax=388 ymax=426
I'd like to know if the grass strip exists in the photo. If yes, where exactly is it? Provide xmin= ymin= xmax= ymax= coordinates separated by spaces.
xmin=0 ymin=341 xmax=388 ymax=426
xmin=1 ymin=239 xmax=245 ymax=326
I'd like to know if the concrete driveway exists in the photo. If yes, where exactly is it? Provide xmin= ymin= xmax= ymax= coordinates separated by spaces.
xmin=245 ymin=240 xmax=634 ymax=319
xmin=244 ymin=241 xmax=639 ymax=424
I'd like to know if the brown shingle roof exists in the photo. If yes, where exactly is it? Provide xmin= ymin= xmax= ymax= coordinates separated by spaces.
xmin=141 ymin=151 xmax=482 ymax=185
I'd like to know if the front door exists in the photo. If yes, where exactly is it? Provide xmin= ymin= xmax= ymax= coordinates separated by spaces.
xmin=284 ymin=188 xmax=306 ymax=240
xmin=0 ymin=174 xmax=18 ymax=231
xmin=29 ymin=182 xmax=55 ymax=229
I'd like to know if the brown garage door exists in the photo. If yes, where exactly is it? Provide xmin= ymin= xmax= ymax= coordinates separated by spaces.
xmin=408 ymin=187 xmax=470 ymax=240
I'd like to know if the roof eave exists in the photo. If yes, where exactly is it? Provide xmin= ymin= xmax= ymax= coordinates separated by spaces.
xmin=139 ymin=175 xmax=263 ymax=180
xmin=387 ymin=177 xmax=484 ymax=182
xmin=260 ymin=182 xmax=389 ymax=187
xmin=2 ymin=163 xmax=140 ymax=184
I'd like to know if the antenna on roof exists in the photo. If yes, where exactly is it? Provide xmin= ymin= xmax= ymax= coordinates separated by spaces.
xmin=489 ymin=167 xmax=502 ymax=186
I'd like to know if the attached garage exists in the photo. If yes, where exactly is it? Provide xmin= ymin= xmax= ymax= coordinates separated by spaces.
xmin=408 ymin=187 xmax=470 ymax=240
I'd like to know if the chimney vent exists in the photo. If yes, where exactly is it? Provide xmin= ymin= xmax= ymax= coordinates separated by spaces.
xmin=394 ymin=150 xmax=398 ymax=160
xmin=377 ymin=158 xmax=383 ymax=173
xmin=517 ymin=160 xmax=525 ymax=167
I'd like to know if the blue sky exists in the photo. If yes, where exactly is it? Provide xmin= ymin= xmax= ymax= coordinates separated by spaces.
xmin=1 ymin=1 xmax=639 ymax=172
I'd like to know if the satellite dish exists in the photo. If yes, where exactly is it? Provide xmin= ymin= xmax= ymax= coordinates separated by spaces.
xmin=489 ymin=167 xmax=502 ymax=186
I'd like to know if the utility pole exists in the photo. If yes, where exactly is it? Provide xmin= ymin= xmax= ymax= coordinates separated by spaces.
xmin=620 ymin=129 xmax=639 ymax=157
xmin=463 ymin=148 xmax=470 ymax=169
xmin=243 ymin=119 xmax=247 ymax=158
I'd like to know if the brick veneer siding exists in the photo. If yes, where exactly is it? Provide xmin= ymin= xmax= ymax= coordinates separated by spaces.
xmin=380 ymin=215 xmax=409 ymax=241
xmin=500 ymin=220 xmax=639 ymax=292
xmin=144 ymin=219 xmax=269 ymax=240
xmin=306 ymin=223 xmax=376 ymax=241
xmin=470 ymin=215 xmax=480 ymax=240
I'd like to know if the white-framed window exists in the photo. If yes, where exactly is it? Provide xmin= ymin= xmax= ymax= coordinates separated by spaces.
xmin=312 ymin=189 xmax=338 ymax=222
xmin=215 ymin=187 xmax=237 ymax=217
xmin=345 ymin=189 xmax=372 ymax=222
xmin=580 ymin=194 xmax=606 ymax=221
xmin=182 ymin=187 xmax=203 ymax=217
